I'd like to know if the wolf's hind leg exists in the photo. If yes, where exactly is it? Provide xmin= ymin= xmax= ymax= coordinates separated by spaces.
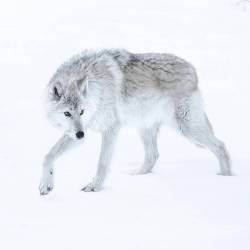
xmin=175 ymin=93 xmax=232 ymax=175
xmin=134 ymin=124 xmax=159 ymax=175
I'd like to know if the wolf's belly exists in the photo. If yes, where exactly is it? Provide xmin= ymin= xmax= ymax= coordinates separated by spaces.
xmin=116 ymin=96 xmax=175 ymax=128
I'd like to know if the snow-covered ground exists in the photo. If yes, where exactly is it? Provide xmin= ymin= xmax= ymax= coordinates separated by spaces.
xmin=0 ymin=0 xmax=250 ymax=249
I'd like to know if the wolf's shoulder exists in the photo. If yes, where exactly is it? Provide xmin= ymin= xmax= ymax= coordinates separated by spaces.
xmin=102 ymin=49 xmax=131 ymax=67
xmin=57 ymin=49 xmax=130 ymax=73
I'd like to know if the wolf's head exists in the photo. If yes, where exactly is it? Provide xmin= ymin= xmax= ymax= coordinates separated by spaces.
xmin=46 ymin=77 xmax=95 ymax=140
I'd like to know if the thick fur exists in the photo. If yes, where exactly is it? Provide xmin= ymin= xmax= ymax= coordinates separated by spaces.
xmin=39 ymin=49 xmax=232 ymax=195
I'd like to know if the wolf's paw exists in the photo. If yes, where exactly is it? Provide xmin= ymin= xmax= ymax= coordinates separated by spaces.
xmin=39 ymin=178 xmax=54 ymax=195
xmin=81 ymin=182 xmax=100 ymax=192
xmin=217 ymin=171 xmax=233 ymax=176
xmin=130 ymin=168 xmax=152 ymax=175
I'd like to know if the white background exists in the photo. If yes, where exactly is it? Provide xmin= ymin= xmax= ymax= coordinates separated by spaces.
xmin=0 ymin=0 xmax=249 ymax=249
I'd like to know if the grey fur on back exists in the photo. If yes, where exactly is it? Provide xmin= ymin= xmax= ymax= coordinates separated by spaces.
xmin=49 ymin=48 xmax=198 ymax=97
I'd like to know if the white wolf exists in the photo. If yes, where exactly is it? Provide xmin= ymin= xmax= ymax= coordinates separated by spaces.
xmin=39 ymin=49 xmax=232 ymax=195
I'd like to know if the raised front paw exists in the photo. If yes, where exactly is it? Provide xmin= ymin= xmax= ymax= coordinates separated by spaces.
xmin=39 ymin=177 xmax=54 ymax=195
xmin=81 ymin=182 xmax=100 ymax=192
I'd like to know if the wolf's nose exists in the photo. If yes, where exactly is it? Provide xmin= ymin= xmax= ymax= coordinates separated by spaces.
xmin=76 ymin=131 xmax=84 ymax=139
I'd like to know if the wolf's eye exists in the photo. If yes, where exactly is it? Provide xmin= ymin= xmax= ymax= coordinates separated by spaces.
xmin=80 ymin=110 xmax=84 ymax=116
xmin=64 ymin=111 xmax=71 ymax=117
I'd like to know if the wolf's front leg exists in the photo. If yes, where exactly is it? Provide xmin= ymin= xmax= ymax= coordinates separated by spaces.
xmin=82 ymin=126 xmax=119 ymax=192
xmin=39 ymin=135 xmax=75 ymax=195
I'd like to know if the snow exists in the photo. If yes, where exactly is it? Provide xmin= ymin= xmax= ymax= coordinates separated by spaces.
xmin=0 ymin=0 xmax=250 ymax=249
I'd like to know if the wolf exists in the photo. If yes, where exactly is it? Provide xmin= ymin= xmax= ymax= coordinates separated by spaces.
xmin=39 ymin=49 xmax=232 ymax=195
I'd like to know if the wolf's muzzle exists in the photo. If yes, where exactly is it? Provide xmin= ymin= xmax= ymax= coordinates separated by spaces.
xmin=76 ymin=131 xmax=84 ymax=139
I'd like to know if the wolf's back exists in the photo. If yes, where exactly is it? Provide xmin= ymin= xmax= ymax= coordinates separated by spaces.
xmin=111 ymin=51 xmax=198 ymax=97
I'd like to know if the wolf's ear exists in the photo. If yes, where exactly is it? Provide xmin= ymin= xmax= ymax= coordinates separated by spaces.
xmin=51 ymin=82 xmax=63 ymax=101
xmin=76 ymin=76 xmax=88 ymax=96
